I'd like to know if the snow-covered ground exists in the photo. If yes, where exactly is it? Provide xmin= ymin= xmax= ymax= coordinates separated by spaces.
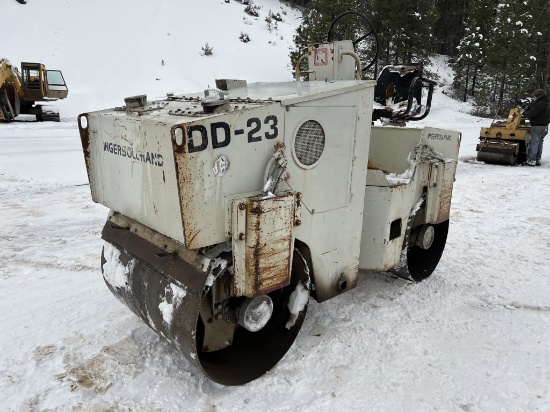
xmin=1 ymin=1 xmax=550 ymax=411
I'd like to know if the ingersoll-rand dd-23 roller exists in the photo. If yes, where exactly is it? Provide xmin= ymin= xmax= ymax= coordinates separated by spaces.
xmin=78 ymin=12 xmax=461 ymax=385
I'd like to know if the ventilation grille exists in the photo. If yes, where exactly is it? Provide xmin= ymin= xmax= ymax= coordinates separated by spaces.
xmin=294 ymin=120 xmax=325 ymax=166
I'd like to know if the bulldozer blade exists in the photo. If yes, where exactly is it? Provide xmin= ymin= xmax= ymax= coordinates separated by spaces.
xmin=101 ymin=220 xmax=308 ymax=386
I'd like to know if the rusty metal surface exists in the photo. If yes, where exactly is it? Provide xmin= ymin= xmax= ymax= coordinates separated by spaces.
xmin=476 ymin=145 xmax=518 ymax=165
xmin=102 ymin=221 xmax=207 ymax=295
xmin=244 ymin=194 xmax=294 ymax=296
xmin=230 ymin=192 xmax=295 ymax=298
xmin=435 ymin=172 xmax=453 ymax=223
xmin=100 ymin=235 xmax=203 ymax=373
xmin=106 ymin=211 xmax=211 ymax=273
xmin=77 ymin=114 xmax=91 ymax=185
xmin=101 ymin=221 xmax=309 ymax=385
xmin=426 ymin=161 xmax=456 ymax=224
xmin=366 ymin=160 xmax=387 ymax=173
xmin=170 ymin=103 xmax=288 ymax=250
xmin=172 ymin=127 xmax=198 ymax=249
xmin=197 ymin=243 xmax=310 ymax=385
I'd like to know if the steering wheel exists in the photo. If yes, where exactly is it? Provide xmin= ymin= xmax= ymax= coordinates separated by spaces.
xmin=326 ymin=11 xmax=379 ymax=75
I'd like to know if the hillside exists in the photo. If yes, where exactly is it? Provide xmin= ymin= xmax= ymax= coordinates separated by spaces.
xmin=1 ymin=1 xmax=549 ymax=411
xmin=3 ymin=0 xmax=302 ymax=118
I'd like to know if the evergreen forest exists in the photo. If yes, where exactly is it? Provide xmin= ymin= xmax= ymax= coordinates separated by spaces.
xmin=286 ymin=0 xmax=550 ymax=116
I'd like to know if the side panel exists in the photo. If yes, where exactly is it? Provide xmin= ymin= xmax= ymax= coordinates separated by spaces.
xmin=285 ymin=87 xmax=374 ymax=302
xmin=367 ymin=126 xmax=420 ymax=173
xmin=426 ymin=161 xmax=457 ymax=224
xmin=284 ymin=106 xmax=356 ymax=213
xmin=360 ymin=126 xmax=460 ymax=271
xmin=86 ymin=114 xmax=185 ymax=243
xmin=367 ymin=126 xmax=461 ymax=174
xmin=307 ymin=40 xmax=356 ymax=82
xmin=231 ymin=193 xmax=296 ymax=298
xmin=174 ymin=104 xmax=286 ymax=249
xmin=480 ymin=126 xmax=530 ymax=141
xmin=420 ymin=127 xmax=461 ymax=160
xmin=360 ymin=183 xmax=422 ymax=271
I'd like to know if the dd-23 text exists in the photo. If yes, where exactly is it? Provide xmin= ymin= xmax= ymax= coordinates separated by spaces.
xmin=186 ymin=115 xmax=279 ymax=153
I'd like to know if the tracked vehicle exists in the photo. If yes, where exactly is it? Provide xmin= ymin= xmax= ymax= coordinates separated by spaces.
xmin=79 ymin=12 xmax=461 ymax=385
xmin=1 ymin=59 xmax=68 ymax=122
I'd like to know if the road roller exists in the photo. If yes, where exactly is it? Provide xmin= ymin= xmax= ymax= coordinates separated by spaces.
xmin=78 ymin=12 xmax=461 ymax=385
xmin=476 ymin=101 xmax=531 ymax=165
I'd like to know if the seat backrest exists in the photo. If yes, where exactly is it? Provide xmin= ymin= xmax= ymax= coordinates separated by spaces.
xmin=374 ymin=63 xmax=423 ymax=106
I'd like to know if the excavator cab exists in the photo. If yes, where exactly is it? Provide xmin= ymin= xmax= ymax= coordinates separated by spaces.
xmin=20 ymin=63 xmax=44 ymax=99
xmin=20 ymin=62 xmax=68 ymax=101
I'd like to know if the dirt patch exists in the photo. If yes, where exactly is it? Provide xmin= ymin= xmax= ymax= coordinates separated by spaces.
xmin=55 ymin=337 xmax=143 ymax=393
xmin=33 ymin=345 xmax=58 ymax=363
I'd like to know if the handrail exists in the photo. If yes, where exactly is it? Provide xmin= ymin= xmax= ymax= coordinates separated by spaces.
xmin=295 ymin=50 xmax=362 ymax=81
xmin=340 ymin=50 xmax=362 ymax=80
xmin=295 ymin=54 xmax=309 ymax=81
xmin=393 ymin=77 xmax=436 ymax=121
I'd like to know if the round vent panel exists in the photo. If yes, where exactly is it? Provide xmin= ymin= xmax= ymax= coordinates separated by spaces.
xmin=294 ymin=120 xmax=325 ymax=167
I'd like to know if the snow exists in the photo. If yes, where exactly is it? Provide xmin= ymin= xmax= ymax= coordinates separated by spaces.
xmin=205 ymin=257 xmax=230 ymax=287
xmin=285 ymin=282 xmax=310 ymax=329
xmin=158 ymin=284 xmax=187 ymax=325
xmin=385 ymin=147 xmax=417 ymax=185
xmin=1 ymin=1 xmax=550 ymax=411
xmin=101 ymin=242 xmax=132 ymax=289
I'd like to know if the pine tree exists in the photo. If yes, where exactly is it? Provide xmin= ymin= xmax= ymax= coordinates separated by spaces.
xmin=288 ymin=0 xmax=550 ymax=115
xmin=291 ymin=0 xmax=439 ymax=79
xmin=452 ymin=0 xmax=492 ymax=103
xmin=528 ymin=0 xmax=550 ymax=90
xmin=433 ymin=0 xmax=468 ymax=55
xmin=361 ymin=0 xmax=437 ymax=69
xmin=481 ymin=1 xmax=533 ymax=111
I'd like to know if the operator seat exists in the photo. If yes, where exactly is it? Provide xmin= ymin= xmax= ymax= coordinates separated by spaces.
xmin=372 ymin=62 xmax=434 ymax=122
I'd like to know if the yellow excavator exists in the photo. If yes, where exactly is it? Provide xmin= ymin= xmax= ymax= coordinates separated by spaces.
xmin=476 ymin=100 xmax=531 ymax=165
xmin=0 ymin=58 xmax=68 ymax=122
